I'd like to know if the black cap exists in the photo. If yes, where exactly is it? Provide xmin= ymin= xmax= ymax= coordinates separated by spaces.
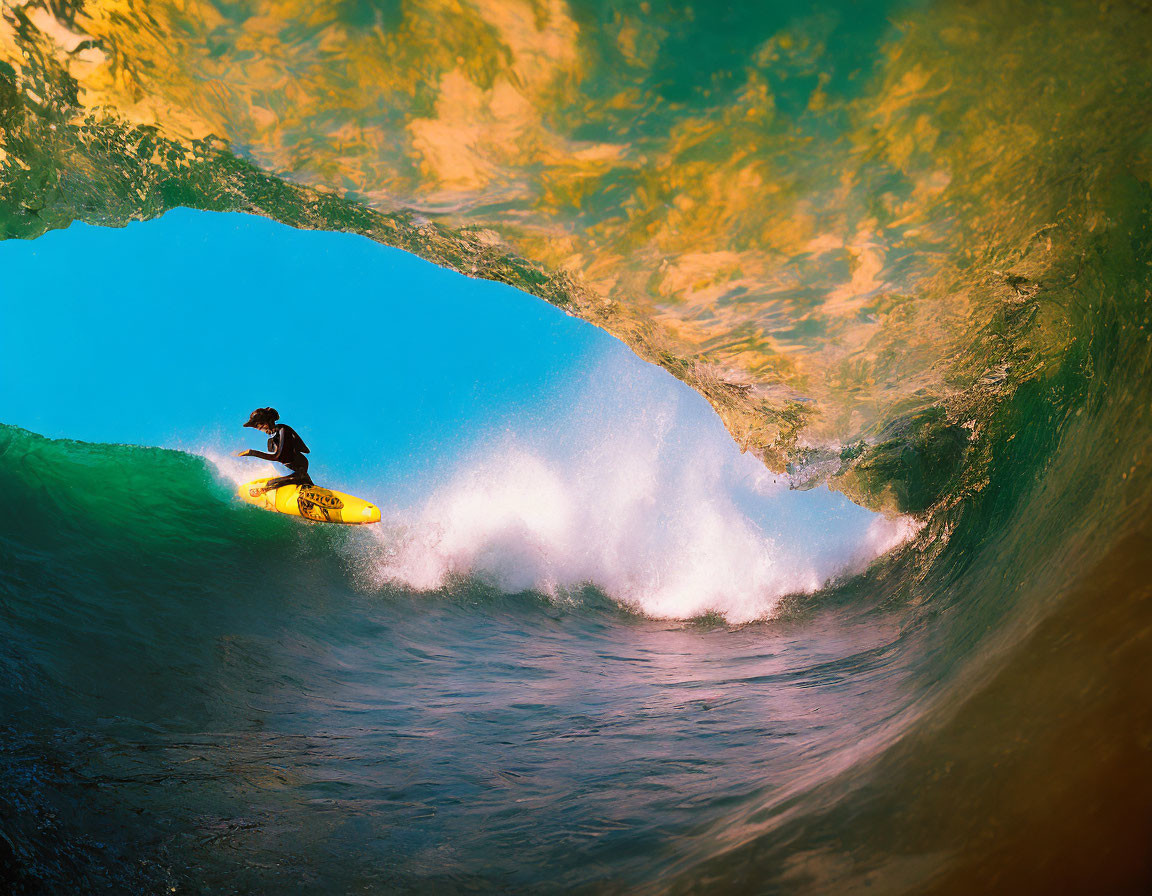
xmin=243 ymin=407 xmax=279 ymax=428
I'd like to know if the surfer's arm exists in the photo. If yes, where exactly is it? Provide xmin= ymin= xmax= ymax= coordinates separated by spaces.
xmin=237 ymin=427 xmax=295 ymax=462
xmin=236 ymin=448 xmax=277 ymax=460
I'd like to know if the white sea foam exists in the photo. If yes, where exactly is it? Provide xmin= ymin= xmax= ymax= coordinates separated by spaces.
xmin=857 ymin=514 xmax=924 ymax=565
xmin=355 ymin=358 xmax=920 ymax=623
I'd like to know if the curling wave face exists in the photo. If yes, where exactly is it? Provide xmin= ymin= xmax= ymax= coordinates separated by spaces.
xmin=3 ymin=234 xmax=1152 ymax=889
xmin=2 ymin=0 xmax=1152 ymax=892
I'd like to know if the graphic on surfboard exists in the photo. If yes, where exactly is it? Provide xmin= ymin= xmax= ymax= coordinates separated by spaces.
xmin=239 ymin=477 xmax=381 ymax=525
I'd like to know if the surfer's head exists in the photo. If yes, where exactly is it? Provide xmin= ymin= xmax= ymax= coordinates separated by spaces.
xmin=244 ymin=407 xmax=279 ymax=433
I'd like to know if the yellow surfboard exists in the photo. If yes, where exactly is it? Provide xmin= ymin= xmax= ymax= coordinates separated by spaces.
xmin=239 ymin=477 xmax=381 ymax=525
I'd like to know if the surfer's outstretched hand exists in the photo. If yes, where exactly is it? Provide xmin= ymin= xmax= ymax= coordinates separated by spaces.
xmin=236 ymin=449 xmax=253 ymax=457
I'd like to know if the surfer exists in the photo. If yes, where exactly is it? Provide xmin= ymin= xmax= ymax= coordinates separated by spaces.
xmin=236 ymin=407 xmax=313 ymax=490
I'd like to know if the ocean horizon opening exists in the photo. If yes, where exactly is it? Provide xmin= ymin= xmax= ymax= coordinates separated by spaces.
xmin=1 ymin=208 xmax=914 ymax=622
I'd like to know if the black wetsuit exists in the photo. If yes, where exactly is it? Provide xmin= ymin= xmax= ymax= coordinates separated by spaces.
xmin=250 ymin=424 xmax=313 ymax=489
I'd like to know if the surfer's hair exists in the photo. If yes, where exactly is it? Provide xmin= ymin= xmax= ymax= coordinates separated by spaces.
xmin=244 ymin=407 xmax=280 ymax=428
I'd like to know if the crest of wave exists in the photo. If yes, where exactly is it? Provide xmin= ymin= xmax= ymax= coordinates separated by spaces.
xmin=360 ymin=359 xmax=916 ymax=623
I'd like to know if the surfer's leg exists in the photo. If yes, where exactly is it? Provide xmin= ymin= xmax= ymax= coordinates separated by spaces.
xmin=265 ymin=470 xmax=311 ymax=490
xmin=289 ymin=457 xmax=312 ymax=487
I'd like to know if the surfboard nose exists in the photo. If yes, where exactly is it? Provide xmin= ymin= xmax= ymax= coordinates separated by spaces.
xmin=362 ymin=503 xmax=381 ymax=524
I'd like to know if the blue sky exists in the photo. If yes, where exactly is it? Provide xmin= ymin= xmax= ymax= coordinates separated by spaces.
xmin=1 ymin=209 xmax=593 ymax=490
xmin=0 ymin=208 xmax=884 ymax=566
